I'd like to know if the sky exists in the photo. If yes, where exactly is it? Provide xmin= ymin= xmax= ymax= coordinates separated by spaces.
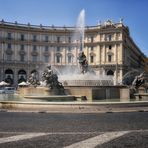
xmin=0 ymin=0 xmax=147 ymax=56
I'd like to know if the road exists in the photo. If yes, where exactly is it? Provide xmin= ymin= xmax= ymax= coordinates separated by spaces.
xmin=0 ymin=111 xmax=148 ymax=148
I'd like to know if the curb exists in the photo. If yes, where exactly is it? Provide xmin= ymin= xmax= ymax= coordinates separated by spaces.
xmin=0 ymin=101 xmax=148 ymax=113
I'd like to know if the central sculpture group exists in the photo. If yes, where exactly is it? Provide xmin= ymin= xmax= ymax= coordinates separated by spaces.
xmin=77 ymin=51 xmax=88 ymax=74
xmin=28 ymin=51 xmax=89 ymax=89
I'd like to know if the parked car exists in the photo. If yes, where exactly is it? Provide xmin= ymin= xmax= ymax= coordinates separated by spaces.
xmin=0 ymin=87 xmax=16 ymax=94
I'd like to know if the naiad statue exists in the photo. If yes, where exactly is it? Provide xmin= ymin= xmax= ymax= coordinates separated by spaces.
xmin=28 ymin=71 xmax=40 ymax=87
xmin=42 ymin=65 xmax=64 ymax=90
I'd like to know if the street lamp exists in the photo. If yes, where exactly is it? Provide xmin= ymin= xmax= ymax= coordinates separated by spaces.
xmin=2 ymin=41 xmax=5 ymax=81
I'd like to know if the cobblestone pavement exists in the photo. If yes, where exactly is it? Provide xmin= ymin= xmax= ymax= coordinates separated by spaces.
xmin=0 ymin=111 xmax=148 ymax=148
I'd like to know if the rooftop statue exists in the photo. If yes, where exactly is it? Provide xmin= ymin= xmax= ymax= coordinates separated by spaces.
xmin=119 ymin=18 xmax=123 ymax=24
xmin=104 ymin=19 xmax=113 ymax=26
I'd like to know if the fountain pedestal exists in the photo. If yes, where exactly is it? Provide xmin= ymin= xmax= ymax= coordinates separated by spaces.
xmin=120 ymin=88 xmax=130 ymax=102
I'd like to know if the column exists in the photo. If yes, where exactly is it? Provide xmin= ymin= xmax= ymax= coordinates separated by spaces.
xmin=14 ymin=68 xmax=18 ymax=86
xmin=39 ymin=45 xmax=42 ymax=63
xmin=65 ymin=47 xmax=67 ymax=65
xmin=115 ymin=44 xmax=118 ymax=85
xmin=51 ymin=46 xmax=55 ymax=65
xmin=76 ymin=46 xmax=78 ymax=65
xmin=2 ymin=42 xmax=5 ymax=80
xmin=102 ymin=45 xmax=106 ymax=64
xmin=96 ymin=45 xmax=99 ymax=64
xmin=99 ymin=45 xmax=101 ymax=65
xmin=87 ymin=46 xmax=89 ymax=64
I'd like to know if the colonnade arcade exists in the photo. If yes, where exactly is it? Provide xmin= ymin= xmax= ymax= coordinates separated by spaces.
xmin=0 ymin=68 xmax=39 ymax=86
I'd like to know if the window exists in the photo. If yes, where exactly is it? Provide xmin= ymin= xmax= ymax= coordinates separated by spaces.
xmin=56 ymin=55 xmax=61 ymax=63
xmin=57 ymin=36 xmax=60 ymax=43
xmin=32 ymin=55 xmax=37 ymax=62
xmin=7 ymin=43 xmax=11 ymax=49
xmin=33 ymin=35 xmax=37 ymax=41
xmin=108 ymin=55 xmax=112 ymax=62
xmin=20 ymin=55 xmax=25 ymax=62
xmin=91 ymin=36 xmax=94 ymax=42
xmin=44 ymin=56 xmax=49 ymax=63
xmin=109 ymin=45 xmax=112 ymax=50
xmin=68 ymin=47 xmax=71 ymax=52
xmin=117 ymin=33 xmax=120 ymax=40
xmin=57 ymin=47 xmax=60 ymax=52
xmin=21 ymin=34 xmax=24 ymax=41
xmin=105 ymin=34 xmax=112 ymax=41
xmin=108 ymin=35 xmax=112 ymax=41
xmin=20 ymin=45 xmax=24 ymax=50
xmin=107 ymin=70 xmax=114 ymax=76
xmin=45 ymin=35 xmax=48 ymax=42
xmin=68 ymin=56 xmax=72 ymax=63
xmin=7 ymin=33 xmax=11 ymax=40
xmin=33 ymin=45 xmax=37 ymax=51
xmin=68 ymin=37 xmax=71 ymax=43
xmin=18 ymin=70 xmax=27 ymax=83
xmin=7 ymin=55 xmax=12 ymax=61
xmin=90 ymin=46 xmax=94 ymax=51
xmin=45 ymin=46 xmax=48 ymax=52
xmin=90 ymin=56 xmax=94 ymax=63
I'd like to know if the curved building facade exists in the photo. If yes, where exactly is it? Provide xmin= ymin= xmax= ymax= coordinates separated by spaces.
xmin=0 ymin=20 xmax=146 ymax=85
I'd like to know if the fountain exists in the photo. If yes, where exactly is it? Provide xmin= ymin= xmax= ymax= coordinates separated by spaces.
xmin=0 ymin=10 xmax=147 ymax=104
xmin=122 ymin=70 xmax=148 ymax=100
xmin=16 ymin=9 xmax=141 ymax=102
xmin=50 ymin=9 xmax=124 ymax=101
xmin=18 ymin=65 xmax=76 ymax=101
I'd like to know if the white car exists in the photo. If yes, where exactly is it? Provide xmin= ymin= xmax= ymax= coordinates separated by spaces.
xmin=0 ymin=87 xmax=16 ymax=94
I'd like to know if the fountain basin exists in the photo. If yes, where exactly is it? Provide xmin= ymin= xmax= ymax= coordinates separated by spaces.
xmin=17 ymin=87 xmax=80 ymax=102
xmin=17 ymin=85 xmax=130 ymax=102
xmin=64 ymin=85 xmax=129 ymax=101
xmin=17 ymin=86 xmax=65 ymax=97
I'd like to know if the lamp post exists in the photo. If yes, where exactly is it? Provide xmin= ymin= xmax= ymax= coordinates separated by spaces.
xmin=2 ymin=41 xmax=5 ymax=81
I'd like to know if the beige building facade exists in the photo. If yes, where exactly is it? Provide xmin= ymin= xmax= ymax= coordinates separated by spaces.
xmin=0 ymin=20 xmax=146 ymax=85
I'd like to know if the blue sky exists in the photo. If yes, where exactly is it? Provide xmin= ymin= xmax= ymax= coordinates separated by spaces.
xmin=0 ymin=0 xmax=147 ymax=56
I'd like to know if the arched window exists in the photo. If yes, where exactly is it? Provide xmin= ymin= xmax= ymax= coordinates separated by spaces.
xmin=108 ymin=55 xmax=112 ymax=62
xmin=90 ymin=52 xmax=96 ymax=63
xmin=107 ymin=70 xmax=114 ymax=76
xmin=56 ymin=55 xmax=61 ymax=63
xmin=68 ymin=56 xmax=72 ymax=63
xmin=5 ymin=69 xmax=14 ymax=84
xmin=90 ymin=56 xmax=94 ymax=63
xmin=55 ymin=53 xmax=62 ymax=63
xmin=18 ymin=69 xmax=27 ymax=83
xmin=109 ymin=45 xmax=112 ymax=50
xmin=107 ymin=51 xmax=113 ymax=63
